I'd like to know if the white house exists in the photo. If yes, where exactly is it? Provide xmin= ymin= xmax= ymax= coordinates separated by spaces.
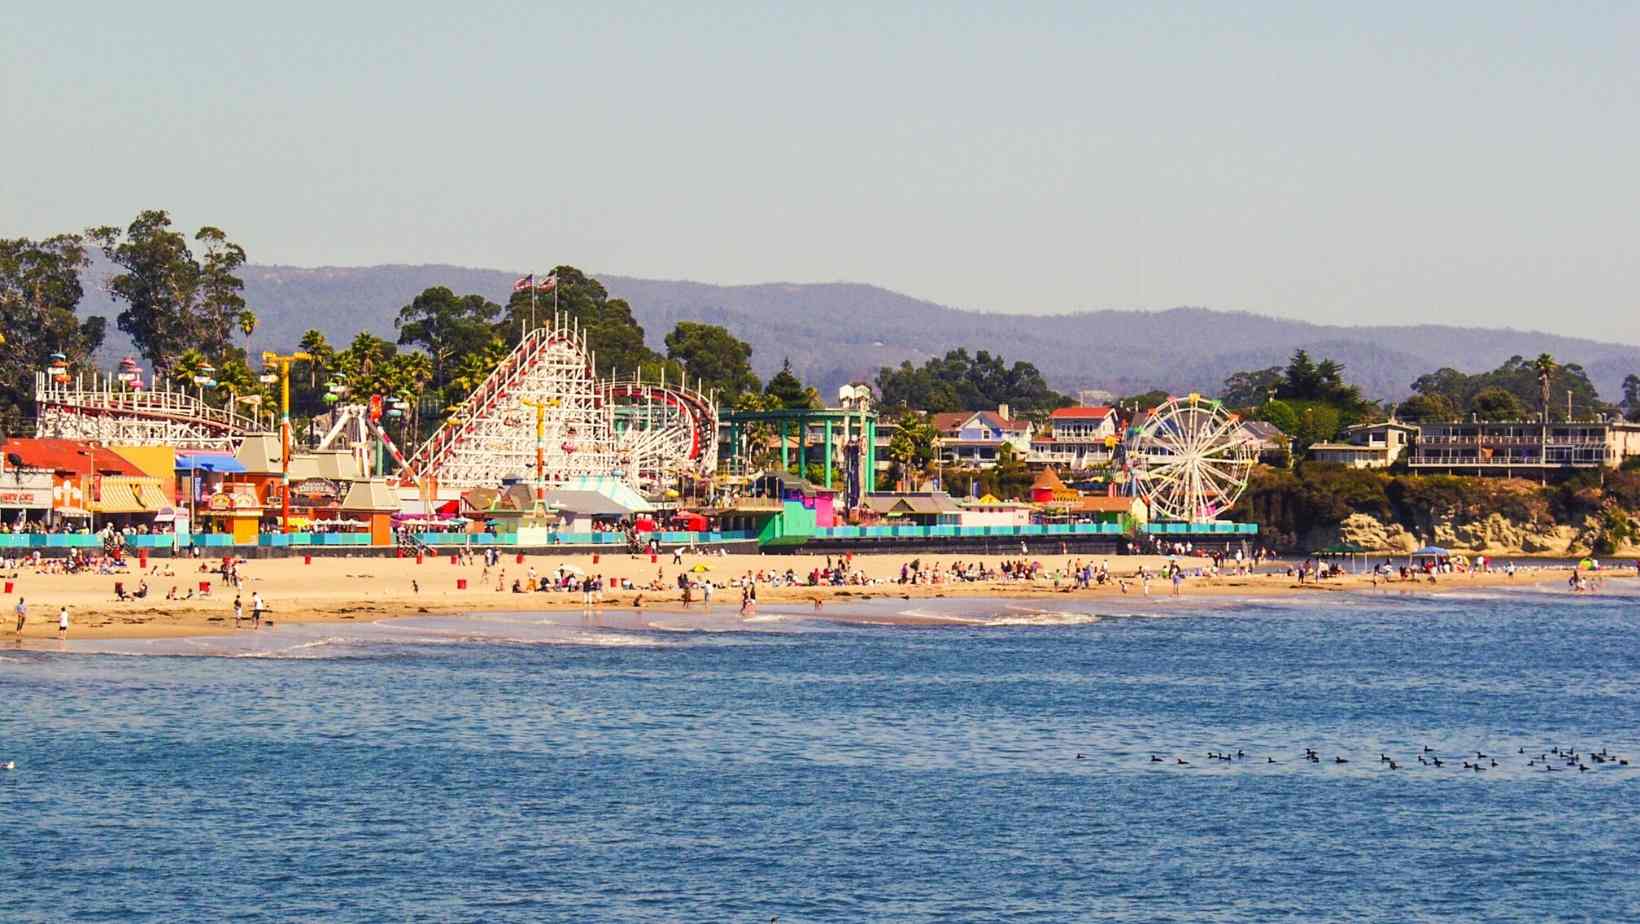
xmin=1031 ymin=405 xmax=1119 ymax=468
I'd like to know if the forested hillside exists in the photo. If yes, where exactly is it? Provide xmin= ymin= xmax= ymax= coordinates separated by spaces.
xmin=74 ymin=261 xmax=1640 ymax=403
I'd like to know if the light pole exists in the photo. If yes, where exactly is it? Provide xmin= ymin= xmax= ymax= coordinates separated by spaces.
xmin=262 ymin=351 xmax=313 ymax=535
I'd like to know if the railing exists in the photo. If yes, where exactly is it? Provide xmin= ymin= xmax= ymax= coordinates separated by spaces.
xmin=36 ymin=373 xmax=261 ymax=433
xmin=403 ymin=326 xmax=557 ymax=478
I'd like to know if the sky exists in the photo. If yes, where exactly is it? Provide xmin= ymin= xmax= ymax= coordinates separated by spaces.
xmin=4 ymin=2 xmax=1637 ymax=341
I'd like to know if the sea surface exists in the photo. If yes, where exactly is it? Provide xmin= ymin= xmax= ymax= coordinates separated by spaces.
xmin=4 ymin=584 xmax=1639 ymax=921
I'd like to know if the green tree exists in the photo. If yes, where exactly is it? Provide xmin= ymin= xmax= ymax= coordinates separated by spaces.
xmin=663 ymin=321 xmax=760 ymax=400
xmin=1394 ymin=392 xmax=1458 ymax=422
xmin=1623 ymin=373 xmax=1640 ymax=422
xmin=1252 ymin=399 xmax=1299 ymax=436
xmin=394 ymin=286 xmax=502 ymax=400
xmin=764 ymin=358 xmax=811 ymax=409
xmin=1220 ymin=366 xmax=1284 ymax=408
xmin=1532 ymin=353 xmax=1557 ymax=419
xmin=875 ymin=348 xmax=1070 ymax=415
xmin=1119 ymin=389 xmax=1172 ymax=412
xmin=1470 ymin=387 xmax=1527 ymax=421
xmin=885 ymin=412 xmax=939 ymax=490
xmin=89 ymin=211 xmax=255 ymax=369
xmin=0 ymin=234 xmax=106 ymax=431
xmin=497 ymin=266 xmax=663 ymax=376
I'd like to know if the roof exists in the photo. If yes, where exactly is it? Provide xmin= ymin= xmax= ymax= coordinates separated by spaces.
xmin=1 ymin=438 xmax=143 ymax=477
xmin=340 ymin=480 xmax=400 ymax=512
xmin=557 ymin=475 xmax=655 ymax=513
xmin=1073 ymin=495 xmax=1137 ymax=514
xmin=175 ymin=451 xmax=247 ymax=473
xmin=862 ymin=492 xmax=961 ymax=515
xmin=1049 ymin=406 xmax=1114 ymax=420
xmin=1309 ymin=443 xmax=1386 ymax=453
xmin=1030 ymin=468 xmax=1068 ymax=493
xmin=1237 ymin=421 xmax=1289 ymax=442
xmin=931 ymin=410 xmax=1029 ymax=433
xmin=1344 ymin=420 xmax=1417 ymax=433
xmin=235 ymin=434 xmax=283 ymax=474
xmin=543 ymin=489 xmax=640 ymax=517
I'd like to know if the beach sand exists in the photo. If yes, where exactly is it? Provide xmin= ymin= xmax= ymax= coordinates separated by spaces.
xmin=1 ymin=549 xmax=1628 ymax=643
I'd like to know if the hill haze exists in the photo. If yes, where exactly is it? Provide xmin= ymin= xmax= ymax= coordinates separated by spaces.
xmin=77 ymin=263 xmax=1640 ymax=404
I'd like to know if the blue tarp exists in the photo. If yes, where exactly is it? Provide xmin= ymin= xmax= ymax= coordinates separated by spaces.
xmin=176 ymin=452 xmax=246 ymax=473
xmin=1411 ymin=546 xmax=1450 ymax=557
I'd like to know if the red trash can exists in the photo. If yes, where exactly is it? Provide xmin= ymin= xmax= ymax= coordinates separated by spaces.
xmin=516 ymin=553 xmax=524 ymax=564
xmin=593 ymin=553 xmax=600 ymax=564
xmin=304 ymin=555 xmax=313 ymax=565
xmin=3 ymin=581 xmax=13 ymax=594
xmin=138 ymin=549 xmax=149 ymax=568
xmin=450 ymin=554 xmax=459 ymax=565
xmin=456 ymin=578 xmax=468 ymax=589
xmin=416 ymin=552 xmax=424 ymax=565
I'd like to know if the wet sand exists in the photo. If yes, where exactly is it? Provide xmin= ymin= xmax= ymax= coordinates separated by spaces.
xmin=1 ymin=550 xmax=1628 ymax=643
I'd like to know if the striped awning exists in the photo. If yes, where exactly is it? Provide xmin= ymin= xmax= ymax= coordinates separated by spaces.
xmin=91 ymin=477 xmax=172 ymax=514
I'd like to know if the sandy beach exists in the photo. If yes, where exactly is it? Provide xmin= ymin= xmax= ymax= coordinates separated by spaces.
xmin=4 ymin=548 xmax=1628 ymax=644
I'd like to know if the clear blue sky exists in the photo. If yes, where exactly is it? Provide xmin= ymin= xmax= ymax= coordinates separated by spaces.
xmin=4 ymin=2 xmax=1636 ymax=341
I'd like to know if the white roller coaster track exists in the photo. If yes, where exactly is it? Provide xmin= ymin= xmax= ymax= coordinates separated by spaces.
xmin=34 ymin=372 xmax=258 ymax=451
xmin=401 ymin=314 xmax=718 ymax=494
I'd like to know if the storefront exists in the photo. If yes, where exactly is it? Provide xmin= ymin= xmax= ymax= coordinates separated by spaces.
xmin=0 ymin=471 xmax=54 ymax=528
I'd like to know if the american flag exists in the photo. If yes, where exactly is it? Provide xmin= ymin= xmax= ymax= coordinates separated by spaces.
xmin=536 ymin=274 xmax=558 ymax=292
xmin=512 ymin=274 xmax=534 ymax=292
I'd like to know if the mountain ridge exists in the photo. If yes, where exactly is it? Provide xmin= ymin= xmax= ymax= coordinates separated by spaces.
xmin=76 ymin=262 xmax=1640 ymax=404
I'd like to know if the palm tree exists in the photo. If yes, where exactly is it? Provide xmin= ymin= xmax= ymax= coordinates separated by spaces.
xmin=238 ymin=310 xmax=258 ymax=339
xmin=1532 ymin=353 xmax=1557 ymax=420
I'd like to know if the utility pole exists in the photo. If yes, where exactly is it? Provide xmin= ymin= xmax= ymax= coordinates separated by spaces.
xmin=261 ymin=350 xmax=313 ymax=535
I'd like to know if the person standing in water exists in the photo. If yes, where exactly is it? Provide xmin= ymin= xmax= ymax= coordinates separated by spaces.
xmin=57 ymin=604 xmax=69 ymax=639
xmin=251 ymin=591 xmax=265 ymax=628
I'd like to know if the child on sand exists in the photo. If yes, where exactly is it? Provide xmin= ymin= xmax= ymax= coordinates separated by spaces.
xmin=58 ymin=605 xmax=69 ymax=639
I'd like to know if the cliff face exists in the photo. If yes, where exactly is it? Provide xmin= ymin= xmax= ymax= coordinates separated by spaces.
xmin=1312 ymin=511 xmax=1633 ymax=557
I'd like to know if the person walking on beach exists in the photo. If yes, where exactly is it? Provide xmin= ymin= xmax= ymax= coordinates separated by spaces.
xmin=251 ymin=591 xmax=265 ymax=629
xmin=233 ymin=594 xmax=243 ymax=629
xmin=57 ymin=605 xmax=69 ymax=639
xmin=14 ymin=598 xmax=26 ymax=638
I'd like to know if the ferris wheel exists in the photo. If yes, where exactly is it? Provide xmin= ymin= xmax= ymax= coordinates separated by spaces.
xmin=1125 ymin=393 xmax=1256 ymax=523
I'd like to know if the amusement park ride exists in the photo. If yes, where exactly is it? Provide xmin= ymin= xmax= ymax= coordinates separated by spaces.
xmin=33 ymin=312 xmax=720 ymax=502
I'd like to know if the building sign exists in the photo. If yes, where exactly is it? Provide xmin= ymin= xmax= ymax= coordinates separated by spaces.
xmin=52 ymin=475 xmax=85 ymax=511
xmin=292 ymin=478 xmax=339 ymax=499
xmin=0 ymin=487 xmax=52 ymax=509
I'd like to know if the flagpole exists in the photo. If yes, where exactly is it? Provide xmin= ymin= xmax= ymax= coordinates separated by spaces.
xmin=530 ymin=276 xmax=536 ymax=332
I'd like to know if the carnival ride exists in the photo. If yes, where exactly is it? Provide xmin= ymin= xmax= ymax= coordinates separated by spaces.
xmin=1123 ymin=393 xmax=1256 ymax=523
xmin=399 ymin=313 xmax=718 ymax=495
xmin=35 ymin=317 xmax=718 ymax=500
xmin=34 ymin=366 xmax=258 ymax=452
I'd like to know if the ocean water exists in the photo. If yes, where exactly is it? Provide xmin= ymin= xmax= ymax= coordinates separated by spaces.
xmin=4 ymin=586 xmax=1639 ymax=922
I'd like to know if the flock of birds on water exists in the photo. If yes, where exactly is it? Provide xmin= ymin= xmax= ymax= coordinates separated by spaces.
xmin=1108 ymin=745 xmax=1630 ymax=773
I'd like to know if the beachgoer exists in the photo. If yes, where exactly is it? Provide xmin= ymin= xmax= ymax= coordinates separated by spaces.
xmin=233 ymin=595 xmax=243 ymax=629
xmin=57 ymin=605 xmax=69 ymax=639
xmin=251 ymin=592 xmax=265 ymax=628
xmin=14 ymin=598 xmax=25 ymax=637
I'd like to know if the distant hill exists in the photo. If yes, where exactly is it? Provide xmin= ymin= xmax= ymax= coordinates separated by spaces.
xmin=78 ymin=262 xmax=1640 ymax=403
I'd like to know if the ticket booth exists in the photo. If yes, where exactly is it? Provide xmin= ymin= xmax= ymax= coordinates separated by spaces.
xmin=200 ymin=488 xmax=264 ymax=544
